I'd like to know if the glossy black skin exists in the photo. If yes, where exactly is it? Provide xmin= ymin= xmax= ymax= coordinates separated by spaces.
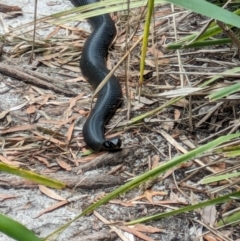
xmin=70 ymin=0 xmax=123 ymax=152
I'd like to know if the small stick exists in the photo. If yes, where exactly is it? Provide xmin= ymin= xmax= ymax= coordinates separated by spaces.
xmin=0 ymin=62 xmax=76 ymax=97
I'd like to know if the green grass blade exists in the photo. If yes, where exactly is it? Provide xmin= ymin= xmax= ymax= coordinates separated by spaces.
xmin=44 ymin=133 xmax=240 ymax=240
xmin=0 ymin=213 xmax=42 ymax=241
xmin=208 ymin=81 xmax=240 ymax=101
xmin=50 ymin=0 xmax=164 ymax=25
xmin=0 ymin=163 xmax=65 ymax=189
xmin=166 ymin=8 xmax=240 ymax=49
xmin=201 ymin=172 xmax=240 ymax=184
xmin=166 ymin=37 xmax=240 ymax=49
xmin=127 ymin=190 xmax=240 ymax=225
xmin=217 ymin=210 xmax=240 ymax=227
xmin=140 ymin=0 xmax=154 ymax=86
xmin=126 ymin=96 xmax=182 ymax=126
xmin=165 ymin=0 xmax=240 ymax=28
xmin=199 ymin=67 xmax=240 ymax=87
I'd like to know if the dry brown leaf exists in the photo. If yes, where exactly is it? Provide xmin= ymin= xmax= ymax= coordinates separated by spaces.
xmin=119 ymin=226 xmax=155 ymax=241
xmin=32 ymin=131 xmax=66 ymax=146
xmin=76 ymin=152 xmax=104 ymax=163
xmin=64 ymin=93 xmax=85 ymax=118
xmin=203 ymin=234 xmax=219 ymax=241
xmin=180 ymin=161 xmax=193 ymax=168
xmin=116 ymin=33 xmax=126 ymax=44
xmin=151 ymin=155 xmax=160 ymax=169
xmin=0 ymin=125 xmax=36 ymax=134
xmin=145 ymin=190 xmax=167 ymax=204
xmin=61 ymin=64 xmax=80 ymax=73
xmin=154 ymin=200 xmax=188 ymax=205
xmin=162 ymin=119 xmax=174 ymax=131
xmin=35 ymin=156 xmax=50 ymax=167
xmin=26 ymin=105 xmax=36 ymax=114
xmin=131 ymin=190 xmax=167 ymax=203
xmin=67 ymin=121 xmax=75 ymax=143
xmin=39 ymin=185 xmax=66 ymax=201
xmin=34 ymin=200 xmax=68 ymax=218
xmin=38 ymin=115 xmax=78 ymax=126
xmin=108 ymin=164 xmax=124 ymax=175
xmin=65 ymin=76 xmax=86 ymax=83
xmin=78 ymin=109 xmax=89 ymax=116
xmin=109 ymin=199 xmax=135 ymax=207
xmin=145 ymin=59 xmax=157 ymax=68
xmin=0 ymin=194 xmax=17 ymax=201
xmin=45 ymin=26 xmax=61 ymax=39
xmin=148 ymin=44 xmax=164 ymax=56
xmin=135 ymin=96 xmax=157 ymax=105
xmin=174 ymin=109 xmax=181 ymax=120
xmin=173 ymin=98 xmax=189 ymax=108
xmin=170 ymin=191 xmax=187 ymax=203
xmin=0 ymin=154 xmax=22 ymax=166
xmin=39 ymin=94 xmax=56 ymax=107
xmin=28 ymin=94 xmax=54 ymax=105
xmin=201 ymin=205 xmax=217 ymax=225
xmin=211 ymin=162 xmax=226 ymax=173
xmin=42 ymin=168 xmax=59 ymax=174
xmin=9 ymin=101 xmax=29 ymax=111
xmin=0 ymin=110 xmax=10 ymax=120
xmin=133 ymin=224 xmax=164 ymax=233
xmin=56 ymin=159 xmax=72 ymax=171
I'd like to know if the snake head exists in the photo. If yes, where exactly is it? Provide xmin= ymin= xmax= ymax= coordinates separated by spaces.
xmin=102 ymin=137 xmax=122 ymax=151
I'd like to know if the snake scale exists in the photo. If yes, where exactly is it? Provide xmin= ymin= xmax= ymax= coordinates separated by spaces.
xmin=70 ymin=0 xmax=123 ymax=152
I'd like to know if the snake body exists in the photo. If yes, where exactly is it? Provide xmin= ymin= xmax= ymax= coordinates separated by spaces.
xmin=70 ymin=0 xmax=123 ymax=152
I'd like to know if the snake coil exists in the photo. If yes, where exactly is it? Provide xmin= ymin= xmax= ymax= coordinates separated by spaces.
xmin=70 ymin=0 xmax=123 ymax=152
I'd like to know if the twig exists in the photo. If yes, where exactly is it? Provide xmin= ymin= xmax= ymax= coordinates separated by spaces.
xmin=0 ymin=62 xmax=76 ymax=96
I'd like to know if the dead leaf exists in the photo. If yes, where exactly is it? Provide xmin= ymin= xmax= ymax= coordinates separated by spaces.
xmin=119 ymin=226 xmax=155 ymax=241
xmin=35 ymin=200 xmax=68 ymax=218
xmin=76 ymin=152 xmax=104 ymax=163
xmin=56 ymin=159 xmax=72 ymax=171
xmin=203 ymin=234 xmax=219 ymax=241
xmin=131 ymin=190 xmax=167 ymax=204
xmin=174 ymin=109 xmax=181 ymax=120
xmin=151 ymin=155 xmax=160 ymax=169
xmin=39 ymin=185 xmax=66 ymax=201
xmin=35 ymin=156 xmax=50 ymax=167
xmin=170 ymin=191 xmax=187 ymax=203
xmin=0 ymin=125 xmax=36 ymax=134
xmin=133 ymin=224 xmax=164 ymax=233
xmin=162 ymin=118 xmax=174 ymax=131
xmin=173 ymin=98 xmax=189 ymax=108
xmin=78 ymin=109 xmax=89 ymax=116
xmin=32 ymin=131 xmax=66 ymax=146
xmin=0 ymin=194 xmax=17 ymax=201
xmin=65 ymin=76 xmax=86 ymax=83
xmin=9 ymin=101 xmax=29 ymax=111
xmin=201 ymin=205 xmax=217 ymax=225
xmin=26 ymin=105 xmax=36 ymax=114
xmin=110 ymin=199 xmax=135 ymax=207
xmin=64 ymin=93 xmax=85 ymax=118
xmin=0 ymin=155 xmax=22 ymax=166
xmin=38 ymin=115 xmax=78 ymax=126
xmin=135 ymin=96 xmax=157 ymax=105
xmin=67 ymin=121 xmax=75 ymax=144
xmin=0 ymin=110 xmax=10 ymax=120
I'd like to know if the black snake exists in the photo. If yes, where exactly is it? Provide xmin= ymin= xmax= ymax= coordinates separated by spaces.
xmin=70 ymin=0 xmax=123 ymax=152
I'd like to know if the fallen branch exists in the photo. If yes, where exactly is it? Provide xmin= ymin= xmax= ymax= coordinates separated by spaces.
xmin=0 ymin=4 xmax=22 ymax=13
xmin=1 ymin=174 xmax=125 ymax=190
xmin=0 ymin=62 xmax=77 ymax=97
xmin=74 ymin=148 xmax=135 ymax=173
